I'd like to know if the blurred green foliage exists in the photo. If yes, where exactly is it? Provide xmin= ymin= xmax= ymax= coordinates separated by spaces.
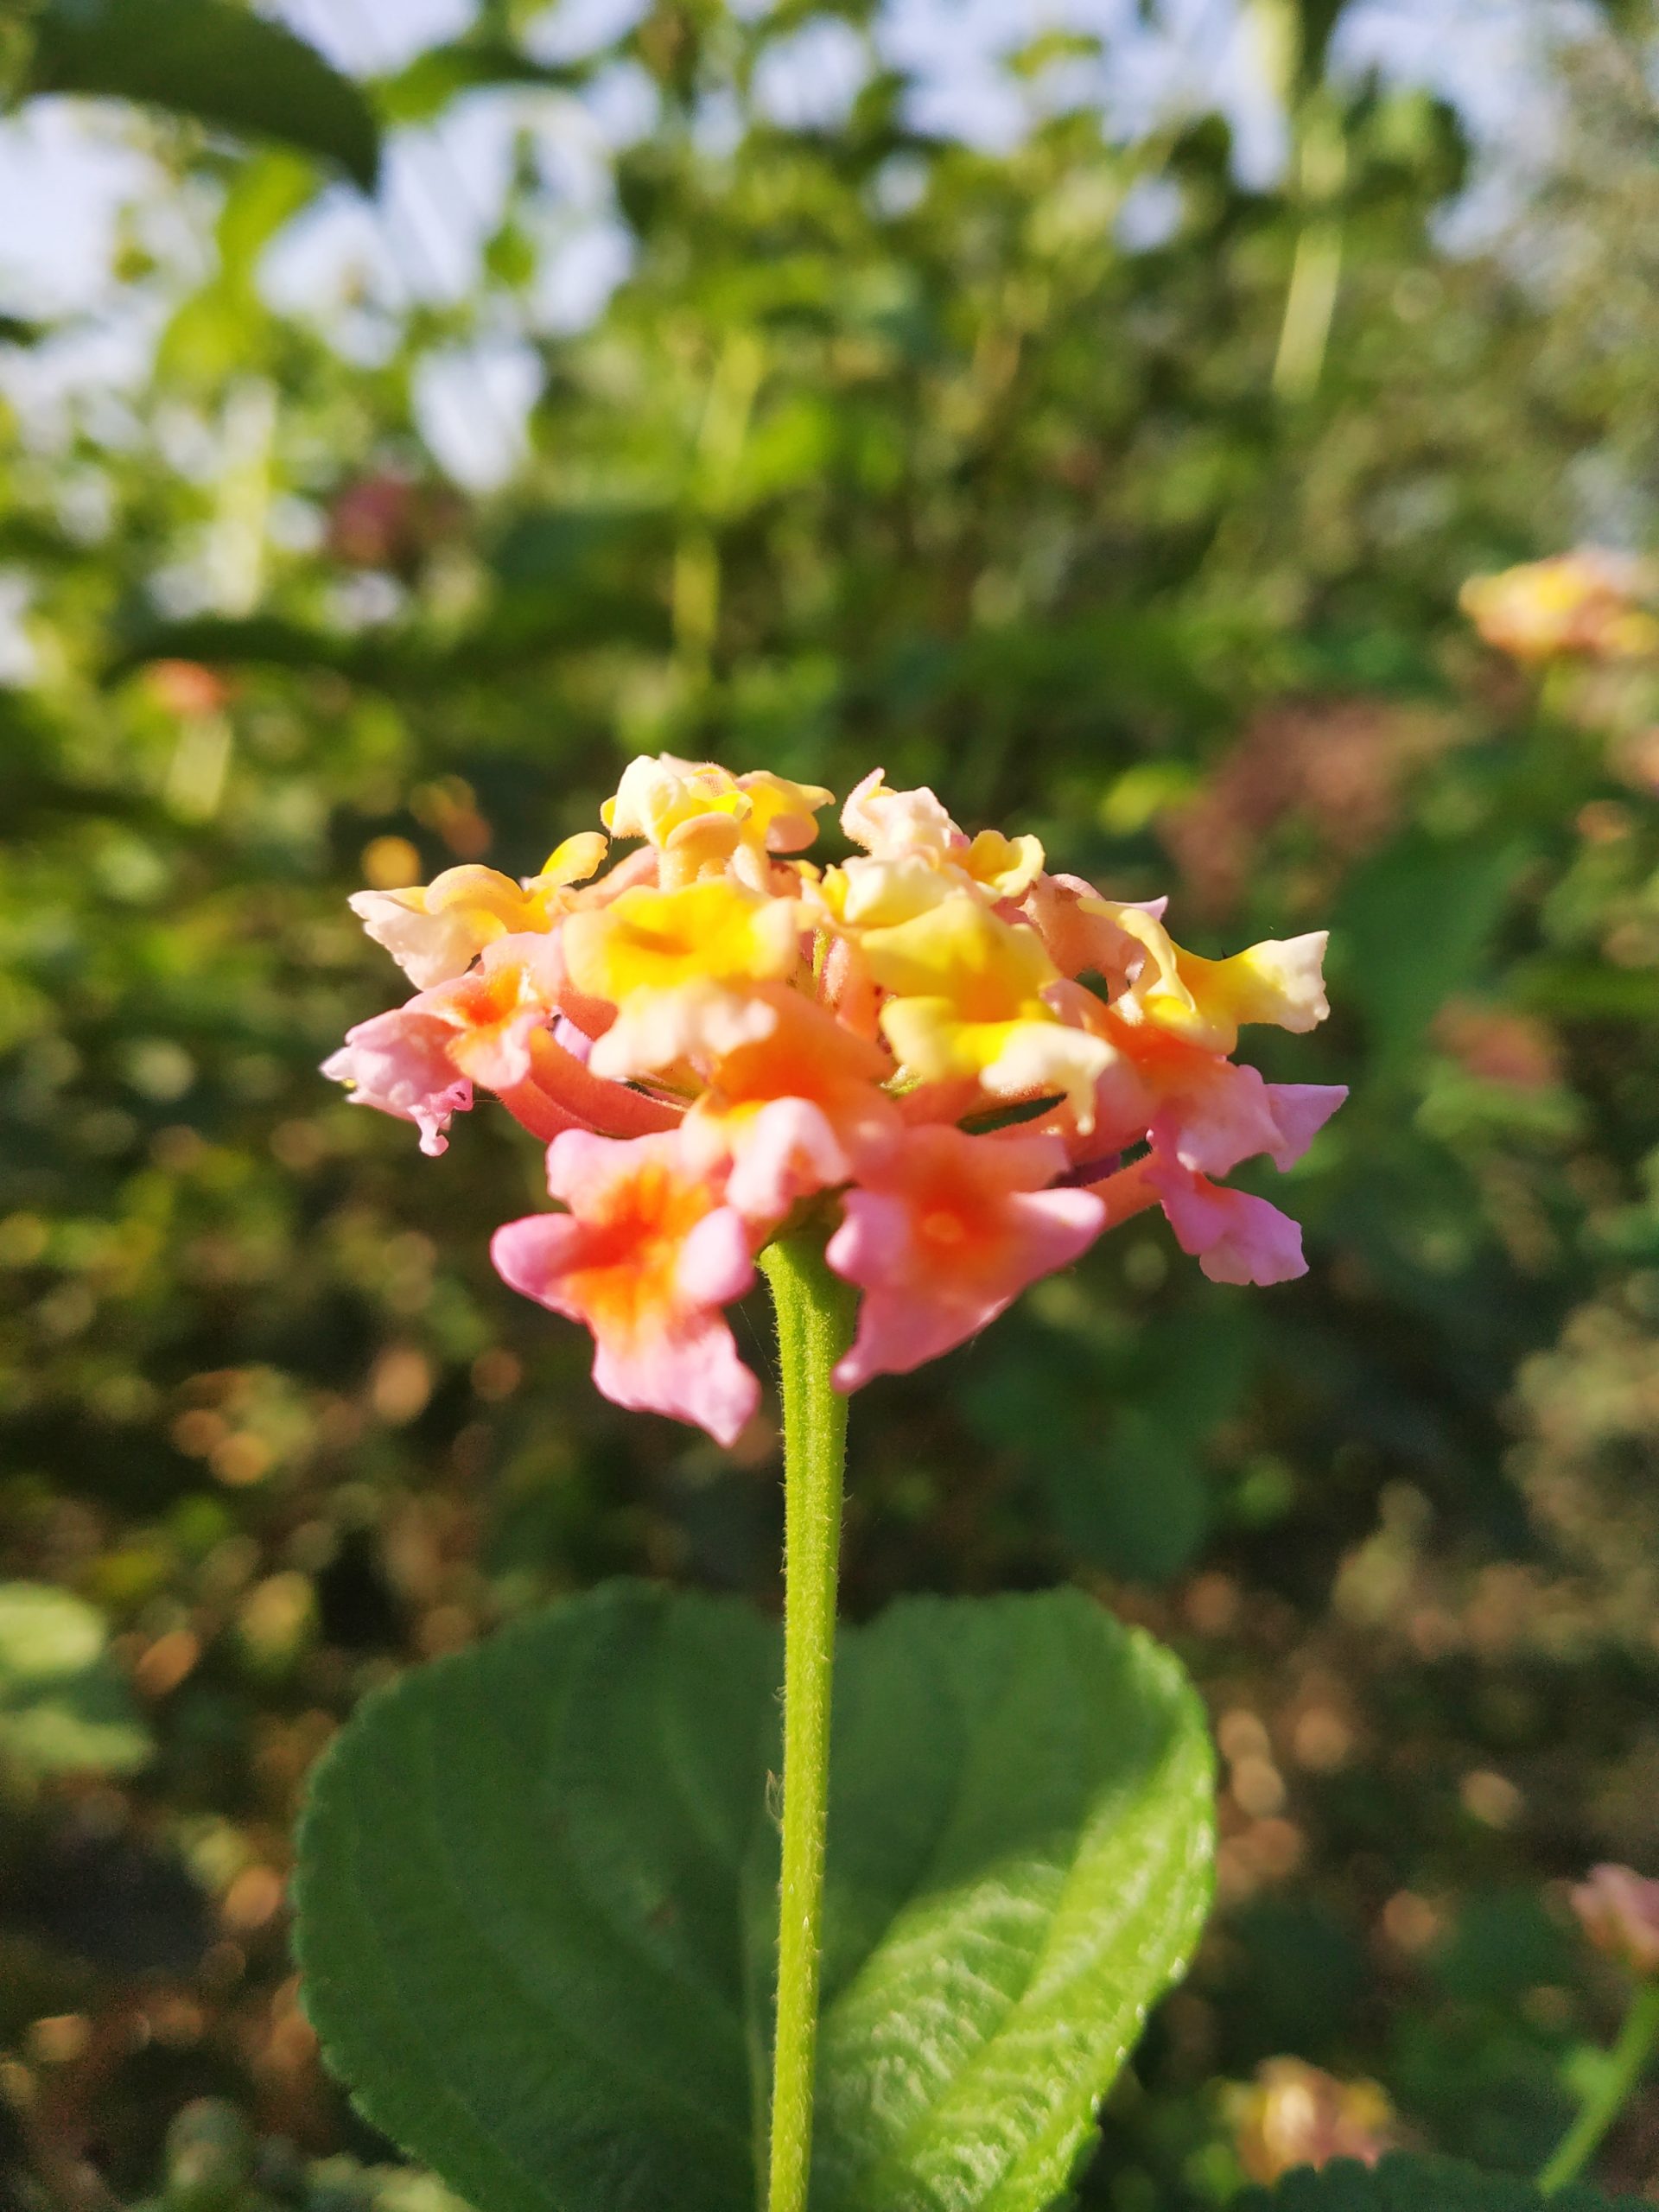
xmin=21 ymin=0 xmax=382 ymax=188
xmin=0 ymin=1582 xmax=149 ymax=1779
xmin=1 ymin=0 xmax=1658 ymax=2202
xmin=1235 ymin=2151 xmax=1646 ymax=2212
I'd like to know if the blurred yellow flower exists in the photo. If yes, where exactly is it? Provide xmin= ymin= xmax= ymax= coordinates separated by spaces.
xmin=1228 ymin=2056 xmax=1397 ymax=2183
xmin=1461 ymin=550 xmax=1659 ymax=665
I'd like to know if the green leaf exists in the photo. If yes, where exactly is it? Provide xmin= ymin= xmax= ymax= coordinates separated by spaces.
xmin=1236 ymin=2152 xmax=1646 ymax=2212
xmin=1050 ymin=1402 xmax=1213 ymax=1582
xmin=158 ymin=149 xmax=320 ymax=383
xmin=1050 ymin=1301 xmax=1258 ymax=1581
xmin=26 ymin=0 xmax=380 ymax=190
xmin=1331 ymin=830 xmax=1526 ymax=1069
xmin=810 ymin=1592 xmax=1214 ymax=2211
xmin=295 ymin=1581 xmax=1213 ymax=2212
xmin=0 ymin=1582 xmax=150 ymax=1778
xmin=111 ymin=616 xmax=359 ymax=683
xmin=375 ymin=40 xmax=589 ymax=127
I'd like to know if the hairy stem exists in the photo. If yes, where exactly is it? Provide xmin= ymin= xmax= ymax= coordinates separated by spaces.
xmin=1540 ymin=1980 xmax=1659 ymax=2192
xmin=760 ymin=1228 xmax=858 ymax=2212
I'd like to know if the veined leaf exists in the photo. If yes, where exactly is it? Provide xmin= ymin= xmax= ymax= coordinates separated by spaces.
xmin=295 ymin=1580 xmax=1213 ymax=2212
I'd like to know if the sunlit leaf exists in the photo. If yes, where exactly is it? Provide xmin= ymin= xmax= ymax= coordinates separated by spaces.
xmin=0 ymin=1582 xmax=150 ymax=1779
xmin=27 ymin=0 xmax=380 ymax=189
xmin=295 ymin=1581 xmax=1213 ymax=2212
xmin=375 ymin=40 xmax=589 ymax=127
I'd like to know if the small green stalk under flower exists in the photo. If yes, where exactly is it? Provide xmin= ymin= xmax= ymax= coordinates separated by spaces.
xmin=1540 ymin=1980 xmax=1659 ymax=2193
xmin=760 ymin=1229 xmax=859 ymax=2212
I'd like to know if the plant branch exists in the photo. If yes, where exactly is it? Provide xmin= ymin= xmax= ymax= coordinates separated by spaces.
xmin=1540 ymin=1980 xmax=1659 ymax=2193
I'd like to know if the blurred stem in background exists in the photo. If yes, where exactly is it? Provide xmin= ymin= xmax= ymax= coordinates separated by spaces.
xmin=674 ymin=328 xmax=765 ymax=684
xmin=1274 ymin=92 xmax=1349 ymax=403
xmin=1539 ymin=1981 xmax=1659 ymax=2193
xmin=1247 ymin=0 xmax=1351 ymax=402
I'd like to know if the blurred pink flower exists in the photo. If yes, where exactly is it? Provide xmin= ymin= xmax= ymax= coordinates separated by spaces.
xmin=1572 ymin=1864 xmax=1659 ymax=1978
xmin=144 ymin=658 xmax=234 ymax=716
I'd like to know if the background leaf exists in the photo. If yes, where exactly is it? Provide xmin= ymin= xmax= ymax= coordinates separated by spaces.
xmin=1236 ymin=2152 xmax=1647 ymax=2212
xmin=1330 ymin=830 xmax=1527 ymax=1068
xmin=25 ymin=0 xmax=380 ymax=189
xmin=294 ymin=1582 xmax=1213 ymax=2212
xmin=374 ymin=41 xmax=590 ymax=127
xmin=0 ymin=1581 xmax=150 ymax=1778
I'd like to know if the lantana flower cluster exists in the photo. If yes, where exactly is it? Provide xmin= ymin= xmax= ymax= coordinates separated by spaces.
xmin=326 ymin=758 xmax=1344 ymax=1444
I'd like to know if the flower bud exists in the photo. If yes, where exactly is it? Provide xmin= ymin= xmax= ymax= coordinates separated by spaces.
xmin=1229 ymin=2056 xmax=1396 ymax=2184
xmin=1571 ymin=1864 xmax=1659 ymax=1978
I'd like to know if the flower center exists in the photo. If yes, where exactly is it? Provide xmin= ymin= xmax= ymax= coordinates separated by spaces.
xmin=920 ymin=1209 xmax=967 ymax=1247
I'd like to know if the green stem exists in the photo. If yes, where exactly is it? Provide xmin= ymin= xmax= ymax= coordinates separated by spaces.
xmin=1540 ymin=1980 xmax=1659 ymax=2192
xmin=759 ymin=1227 xmax=858 ymax=2212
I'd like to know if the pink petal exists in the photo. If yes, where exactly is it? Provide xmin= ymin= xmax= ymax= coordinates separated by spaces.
xmin=495 ymin=1130 xmax=760 ymax=1446
xmin=454 ymin=1007 xmax=546 ymax=1093
xmin=552 ymin=1015 xmax=594 ymax=1064
xmin=1262 ymin=1083 xmax=1347 ymax=1170
xmin=544 ymin=1126 xmax=639 ymax=1205
xmin=489 ymin=1212 xmax=593 ymax=1319
xmin=974 ymin=1128 xmax=1076 ymax=1186
xmin=321 ymin=1008 xmax=472 ymax=1156
xmin=825 ymin=1125 xmax=1103 ymax=1389
xmin=676 ymin=1207 xmax=758 ymax=1306
xmin=1083 ymin=1055 xmax=1159 ymax=1155
xmin=1143 ymin=1154 xmax=1306 ymax=1286
xmin=592 ymin=1313 xmax=760 ymax=1448
xmin=1151 ymin=1063 xmax=1285 ymax=1178
xmin=832 ymin=1185 xmax=1104 ymax=1387
xmin=1144 ymin=1065 xmax=1347 ymax=1178
xmin=720 ymin=1098 xmax=852 ymax=1225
